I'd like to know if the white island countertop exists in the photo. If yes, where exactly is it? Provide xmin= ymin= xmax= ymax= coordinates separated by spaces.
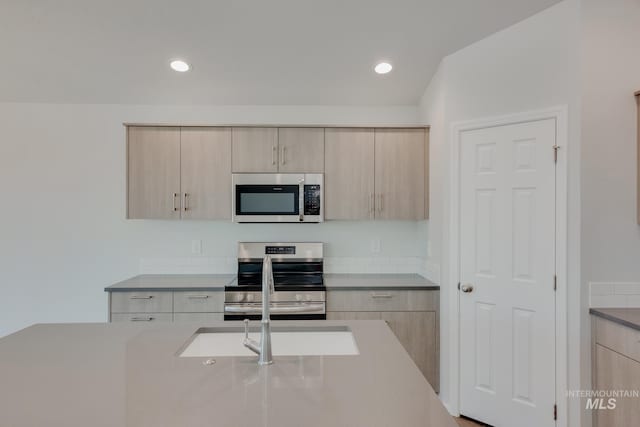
xmin=0 ymin=320 xmax=454 ymax=427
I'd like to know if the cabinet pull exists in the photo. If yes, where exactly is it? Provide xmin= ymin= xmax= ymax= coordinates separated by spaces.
xmin=187 ymin=295 xmax=209 ymax=299
xmin=172 ymin=193 xmax=179 ymax=212
xmin=130 ymin=295 xmax=153 ymax=300
xmin=184 ymin=193 xmax=189 ymax=211
xmin=380 ymin=194 xmax=384 ymax=212
xmin=130 ymin=317 xmax=154 ymax=322
xmin=281 ymin=146 xmax=287 ymax=165
xmin=272 ymin=145 xmax=277 ymax=165
xmin=371 ymin=293 xmax=393 ymax=299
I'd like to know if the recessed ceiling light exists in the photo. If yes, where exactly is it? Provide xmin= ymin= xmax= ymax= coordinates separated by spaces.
xmin=170 ymin=60 xmax=190 ymax=72
xmin=374 ymin=62 xmax=393 ymax=74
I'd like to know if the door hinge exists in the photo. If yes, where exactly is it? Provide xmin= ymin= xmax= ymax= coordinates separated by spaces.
xmin=553 ymin=145 xmax=559 ymax=163
xmin=554 ymin=403 xmax=557 ymax=420
xmin=553 ymin=275 xmax=557 ymax=291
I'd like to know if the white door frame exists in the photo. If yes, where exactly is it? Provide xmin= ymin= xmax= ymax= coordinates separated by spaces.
xmin=447 ymin=106 xmax=568 ymax=426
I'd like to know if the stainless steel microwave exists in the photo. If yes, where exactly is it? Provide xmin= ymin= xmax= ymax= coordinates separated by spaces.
xmin=232 ymin=174 xmax=323 ymax=223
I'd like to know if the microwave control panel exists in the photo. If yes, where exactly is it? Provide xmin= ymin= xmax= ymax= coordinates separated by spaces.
xmin=303 ymin=185 xmax=321 ymax=216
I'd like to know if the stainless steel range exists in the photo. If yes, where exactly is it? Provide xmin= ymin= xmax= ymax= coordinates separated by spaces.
xmin=224 ymin=242 xmax=326 ymax=320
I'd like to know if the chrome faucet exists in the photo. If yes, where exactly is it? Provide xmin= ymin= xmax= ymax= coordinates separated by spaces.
xmin=243 ymin=254 xmax=274 ymax=365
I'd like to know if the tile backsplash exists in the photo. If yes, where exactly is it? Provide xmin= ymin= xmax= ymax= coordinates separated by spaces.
xmin=589 ymin=282 xmax=640 ymax=308
xmin=140 ymin=256 xmax=428 ymax=275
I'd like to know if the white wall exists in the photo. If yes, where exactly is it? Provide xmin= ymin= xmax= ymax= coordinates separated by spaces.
xmin=580 ymin=0 xmax=640 ymax=424
xmin=581 ymin=0 xmax=640 ymax=288
xmin=419 ymin=0 xmax=582 ymax=424
xmin=0 ymin=103 xmax=424 ymax=338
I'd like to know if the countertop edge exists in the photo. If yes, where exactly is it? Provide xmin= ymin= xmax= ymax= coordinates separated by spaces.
xmin=325 ymin=285 xmax=440 ymax=291
xmin=105 ymin=287 xmax=226 ymax=292
xmin=589 ymin=308 xmax=640 ymax=332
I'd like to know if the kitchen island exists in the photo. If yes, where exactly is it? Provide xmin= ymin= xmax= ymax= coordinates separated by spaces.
xmin=0 ymin=320 xmax=454 ymax=427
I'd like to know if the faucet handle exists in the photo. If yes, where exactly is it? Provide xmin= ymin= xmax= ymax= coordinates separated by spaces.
xmin=244 ymin=318 xmax=250 ymax=340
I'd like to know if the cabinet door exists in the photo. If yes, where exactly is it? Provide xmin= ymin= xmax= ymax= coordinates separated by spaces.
xmin=326 ymin=311 xmax=381 ymax=321
xmin=374 ymin=129 xmax=426 ymax=220
xmin=381 ymin=311 xmax=438 ymax=389
xmin=595 ymin=345 xmax=640 ymax=426
xmin=231 ymin=127 xmax=278 ymax=172
xmin=127 ymin=126 xmax=181 ymax=219
xmin=174 ymin=313 xmax=224 ymax=322
xmin=277 ymin=128 xmax=325 ymax=173
xmin=111 ymin=313 xmax=173 ymax=323
xmin=181 ymin=127 xmax=232 ymax=220
xmin=324 ymin=128 xmax=375 ymax=219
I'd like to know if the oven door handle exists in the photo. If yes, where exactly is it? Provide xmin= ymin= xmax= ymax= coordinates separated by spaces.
xmin=224 ymin=303 xmax=324 ymax=314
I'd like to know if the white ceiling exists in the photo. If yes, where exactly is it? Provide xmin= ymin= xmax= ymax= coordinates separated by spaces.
xmin=0 ymin=0 xmax=562 ymax=105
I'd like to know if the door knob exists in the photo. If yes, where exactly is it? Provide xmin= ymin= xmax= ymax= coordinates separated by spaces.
xmin=461 ymin=284 xmax=474 ymax=293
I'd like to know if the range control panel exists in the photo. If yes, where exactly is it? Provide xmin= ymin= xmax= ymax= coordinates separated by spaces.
xmin=265 ymin=246 xmax=296 ymax=255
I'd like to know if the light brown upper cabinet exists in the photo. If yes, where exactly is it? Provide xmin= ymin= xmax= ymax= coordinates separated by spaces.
xmin=277 ymin=128 xmax=325 ymax=173
xmin=180 ymin=127 xmax=232 ymax=220
xmin=231 ymin=127 xmax=324 ymax=173
xmin=375 ymin=129 xmax=427 ymax=220
xmin=127 ymin=126 xmax=181 ymax=219
xmin=324 ymin=128 xmax=375 ymax=220
xmin=127 ymin=126 xmax=231 ymax=220
xmin=325 ymin=128 xmax=428 ymax=220
xmin=231 ymin=127 xmax=279 ymax=173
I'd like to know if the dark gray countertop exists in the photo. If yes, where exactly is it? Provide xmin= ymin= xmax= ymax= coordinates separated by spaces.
xmin=105 ymin=274 xmax=439 ymax=292
xmin=590 ymin=307 xmax=640 ymax=331
xmin=105 ymin=274 xmax=235 ymax=291
xmin=324 ymin=273 xmax=438 ymax=290
xmin=0 ymin=321 xmax=455 ymax=427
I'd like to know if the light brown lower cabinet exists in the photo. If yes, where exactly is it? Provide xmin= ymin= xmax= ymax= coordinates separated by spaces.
xmin=592 ymin=316 xmax=640 ymax=427
xmin=327 ymin=289 xmax=439 ymax=391
xmin=109 ymin=291 xmax=224 ymax=323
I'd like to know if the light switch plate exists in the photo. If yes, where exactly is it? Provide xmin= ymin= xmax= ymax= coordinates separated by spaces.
xmin=370 ymin=239 xmax=381 ymax=254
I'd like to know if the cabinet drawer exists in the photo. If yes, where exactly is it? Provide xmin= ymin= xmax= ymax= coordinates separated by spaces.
xmin=174 ymin=313 xmax=224 ymax=323
xmin=173 ymin=292 xmax=224 ymax=313
xmin=111 ymin=313 xmax=172 ymax=323
xmin=327 ymin=290 xmax=438 ymax=312
xmin=110 ymin=292 xmax=173 ymax=313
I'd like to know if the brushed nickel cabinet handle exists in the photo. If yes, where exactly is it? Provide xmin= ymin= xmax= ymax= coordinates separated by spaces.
xmin=187 ymin=295 xmax=209 ymax=299
xmin=380 ymin=194 xmax=384 ymax=212
xmin=184 ymin=193 xmax=189 ymax=211
xmin=130 ymin=295 xmax=153 ymax=300
xmin=130 ymin=317 xmax=154 ymax=322
xmin=281 ymin=146 xmax=287 ymax=165
xmin=371 ymin=293 xmax=393 ymax=299
xmin=172 ymin=193 xmax=179 ymax=211
xmin=272 ymin=145 xmax=277 ymax=165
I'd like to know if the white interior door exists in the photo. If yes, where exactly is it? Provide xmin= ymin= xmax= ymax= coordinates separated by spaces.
xmin=459 ymin=119 xmax=556 ymax=427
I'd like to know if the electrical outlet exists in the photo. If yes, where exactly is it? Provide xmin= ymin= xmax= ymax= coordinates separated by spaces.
xmin=191 ymin=240 xmax=202 ymax=255
xmin=370 ymin=238 xmax=381 ymax=254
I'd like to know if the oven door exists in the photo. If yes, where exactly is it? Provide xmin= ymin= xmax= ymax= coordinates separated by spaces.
xmin=224 ymin=302 xmax=326 ymax=321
